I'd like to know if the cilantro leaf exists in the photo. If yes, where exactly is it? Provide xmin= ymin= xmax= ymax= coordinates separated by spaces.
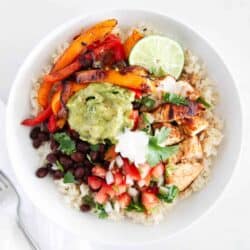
xmin=53 ymin=132 xmax=76 ymax=155
xmin=90 ymin=144 xmax=99 ymax=151
xmin=141 ymin=96 xmax=156 ymax=109
xmin=146 ymin=127 xmax=179 ymax=166
xmin=63 ymin=171 xmax=75 ymax=184
xmin=196 ymin=97 xmax=211 ymax=108
xmin=158 ymin=185 xmax=179 ymax=203
xmin=55 ymin=160 xmax=64 ymax=172
xmin=154 ymin=127 xmax=170 ymax=145
xmin=126 ymin=201 xmax=145 ymax=213
xmin=94 ymin=203 xmax=108 ymax=219
xmin=82 ymin=195 xmax=95 ymax=207
xmin=163 ymin=93 xmax=188 ymax=106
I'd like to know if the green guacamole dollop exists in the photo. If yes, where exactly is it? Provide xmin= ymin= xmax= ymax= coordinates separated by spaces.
xmin=67 ymin=83 xmax=135 ymax=144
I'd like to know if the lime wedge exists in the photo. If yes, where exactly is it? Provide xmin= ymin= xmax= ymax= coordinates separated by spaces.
xmin=129 ymin=35 xmax=184 ymax=79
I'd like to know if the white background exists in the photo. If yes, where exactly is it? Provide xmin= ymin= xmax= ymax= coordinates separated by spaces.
xmin=0 ymin=0 xmax=250 ymax=249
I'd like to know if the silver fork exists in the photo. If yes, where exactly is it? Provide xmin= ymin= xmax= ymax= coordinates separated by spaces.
xmin=0 ymin=170 xmax=39 ymax=250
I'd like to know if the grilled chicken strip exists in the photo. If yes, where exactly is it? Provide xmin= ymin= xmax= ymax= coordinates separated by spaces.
xmin=151 ymin=101 xmax=203 ymax=122
xmin=166 ymin=162 xmax=204 ymax=191
xmin=181 ymin=116 xmax=208 ymax=136
xmin=169 ymin=136 xmax=203 ymax=163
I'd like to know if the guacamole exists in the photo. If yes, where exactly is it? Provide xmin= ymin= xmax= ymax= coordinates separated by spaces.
xmin=67 ymin=83 xmax=135 ymax=144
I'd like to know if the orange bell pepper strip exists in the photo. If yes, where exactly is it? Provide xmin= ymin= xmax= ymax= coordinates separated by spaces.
xmin=50 ymin=82 xmax=88 ymax=115
xmin=124 ymin=30 xmax=144 ymax=59
xmin=52 ymin=19 xmax=118 ymax=72
xmin=76 ymin=67 xmax=152 ymax=91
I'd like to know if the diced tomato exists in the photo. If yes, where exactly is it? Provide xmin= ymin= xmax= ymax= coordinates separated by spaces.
xmin=117 ymin=192 xmax=131 ymax=208
xmin=141 ymin=190 xmax=159 ymax=210
xmin=123 ymin=158 xmax=141 ymax=181
xmin=88 ymin=176 xmax=103 ymax=190
xmin=113 ymin=184 xmax=127 ymax=195
xmin=92 ymin=165 xmax=107 ymax=179
xmin=95 ymin=190 xmax=108 ymax=204
xmin=102 ymin=184 xmax=115 ymax=198
xmin=151 ymin=163 xmax=164 ymax=179
xmin=113 ymin=172 xmax=124 ymax=185
xmin=130 ymin=110 xmax=139 ymax=130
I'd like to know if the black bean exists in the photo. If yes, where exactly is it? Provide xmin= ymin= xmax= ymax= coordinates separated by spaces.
xmin=46 ymin=153 xmax=58 ymax=163
xmin=89 ymin=151 xmax=99 ymax=162
xmin=83 ymin=158 xmax=93 ymax=168
xmin=80 ymin=204 xmax=91 ymax=212
xmin=132 ymin=101 xmax=141 ymax=110
xmin=32 ymin=139 xmax=42 ymax=149
xmin=74 ymin=163 xmax=84 ymax=169
xmin=98 ymin=144 xmax=105 ymax=154
xmin=37 ymin=132 xmax=49 ymax=142
xmin=46 ymin=163 xmax=53 ymax=169
xmin=76 ymin=141 xmax=89 ymax=153
xmin=102 ymin=160 xmax=110 ymax=169
xmin=70 ymin=130 xmax=79 ymax=140
xmin=59 ymin=155 xmax=73 ymax=168
xmin=71 ymin=152 xmax=85 ymax=162
xmin=74 ymin=167 xmax=84 ymax=179
xmin=50 ymin=138 xmax=59 ymax=151
xmin=53 ymin=170 xmax=64 ymax=180
xmin=36 ymin=167 xmax=49 ymax=178
xmin=30 ymin=127 xmax=41 ymax=139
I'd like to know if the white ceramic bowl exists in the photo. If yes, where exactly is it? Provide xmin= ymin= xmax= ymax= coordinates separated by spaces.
xmin=6 ymin=9 xmax=242 ymax=245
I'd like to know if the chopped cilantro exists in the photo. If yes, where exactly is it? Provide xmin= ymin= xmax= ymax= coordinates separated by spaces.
xmin=53 ymin=132 xmax=76 ymax=155
xmin=126 ymin=201 xmax=145 ymax=212
xmin=90 ymin=144 xmax=100 ymax=151
xmin=141 ymin=96 xmax=156 ymax=109
xmin=63 ymin=171 xmax=75 ymax=184
xmin=55 ymin=160 xmax=64 ymax=172
xmin=146 ymin=127 xmax=179 ymax=166
xmin=196 ymin=97 xmax=211 ymax=108
xmin=94 ymin=203 xmax=108 ymax=219
xmin=82 ymin=195 xmax=95 ymax=207
xmin=158 ymin=185 xmax=179 ymax=203
xmin=163 ymin=93 xmax=189 ymax=106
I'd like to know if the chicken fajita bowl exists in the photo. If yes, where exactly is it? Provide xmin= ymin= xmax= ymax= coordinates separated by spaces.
xmin=6 ymin=10 xmax=242 ymax=244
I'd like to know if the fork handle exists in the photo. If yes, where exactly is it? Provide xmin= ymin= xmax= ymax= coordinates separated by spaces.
xmin=16 ymin=217 xmax=39 ymax=250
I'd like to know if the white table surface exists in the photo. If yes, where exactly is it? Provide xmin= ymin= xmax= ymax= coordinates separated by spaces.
xmin=1 ymin=0 xmax=250 ymax=249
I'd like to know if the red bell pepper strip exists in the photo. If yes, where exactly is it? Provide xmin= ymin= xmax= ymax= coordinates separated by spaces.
xmin=21 ymin=106 xmax=52 ymax=126
xmin=130 ymin=110 xmax=139 ymax=130
xmin=47 ymin=114 xmax=58 ymax=133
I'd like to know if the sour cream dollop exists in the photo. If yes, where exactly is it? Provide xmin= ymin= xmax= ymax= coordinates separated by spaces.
xmin=157 ymin=76 xmax=194 ymax=97
xmin=115 ymin=130 xmax=149 ymax=165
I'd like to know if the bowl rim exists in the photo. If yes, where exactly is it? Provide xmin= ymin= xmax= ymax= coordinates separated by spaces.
xmin=6 ymin=8 xmax=243 ymax=246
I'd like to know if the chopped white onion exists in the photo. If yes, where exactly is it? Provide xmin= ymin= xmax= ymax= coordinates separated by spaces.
xmin=114 ymin=201 xmax=120 ymax=213
xmin=104 ymin=202 xmax=113 ymax=213
xmin=109 ymin=159 xmax=115 ymax=170
xmin=128 ymin=187 xmax=139 ymax=197
xmin=125 ymin=175 xmax=134 ymax=186
xmin=157 ymin=176 xmax=164 ymax=187
xmin=115 ymin=155 xmax=124 ymax=168
xmin=106 ymin=171 xmax=114 ymax=185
